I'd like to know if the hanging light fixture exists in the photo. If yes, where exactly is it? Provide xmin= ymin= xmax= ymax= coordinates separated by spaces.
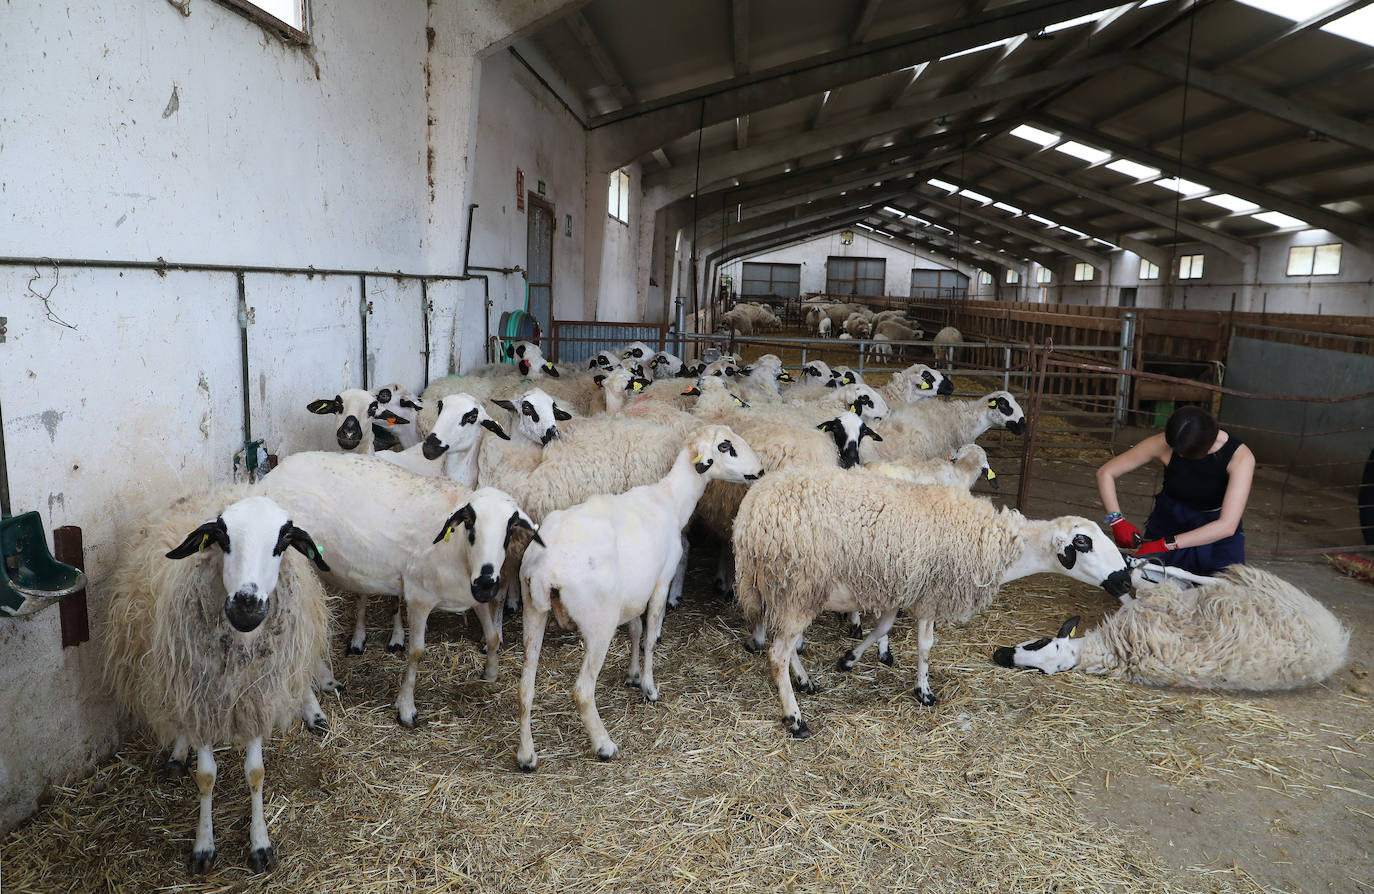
xmin=840 ymin=229 xmax=854 ymax=245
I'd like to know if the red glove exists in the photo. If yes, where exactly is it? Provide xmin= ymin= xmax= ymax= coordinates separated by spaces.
xmin=1135 ymin=537 xmax=1174 ymax=556
xmin=1108 ymin=516 xmax=1143 ymax=549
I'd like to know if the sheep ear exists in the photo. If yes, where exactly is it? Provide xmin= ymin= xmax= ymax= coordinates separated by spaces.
xmin=506 ymin=511 xmax=544 ymax=548
xmin=481 ymin=418 xmax=511 ymax=440
xmin=1056 ymin=616 xmax=1081 ymax=640
xmin=542 ymin=362 xmax=560 ymax=378
xmin=491 ymin=398 xmax=516 ymax=412
xmin=732 ymin=395 xmax=749 ymax=407
xmin=166 ymin=519 xmax=228 ymax=560
xmin=505 ymin=343 xmax=516 ymax=359
xmin=594 ymin=374 xmax=607 ymax=388
xmin=817 ymin=420 xmax=837 ymax=433
xmin=588 ymin=357 xmax=600 ymax=369
xmin=375 ymin=388 xmax=393 ymax=404
xmin=552 ymin=404 xmax=573 ymax=422
xmin=400 ymin=397 xmax=422 ymax=410
xmin=277 ymin=523 xmax=330 ymax=572
xmin=377 ymin=410 xmax=409 ymax=425
xmin=434 ymin=504 xmax=477 ymax=544
xmin=984 ymin=467 xmax=998 ymax=489
xmin=860 ymin=424 xmax=882 ymax=442
xmin=681 ymin=384 xmax=701 ymax=396
xmin=307 ymin=396 xmax=342 ymax=415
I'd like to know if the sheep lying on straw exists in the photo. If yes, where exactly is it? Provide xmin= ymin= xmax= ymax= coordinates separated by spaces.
xmin=103 ymin=487 xmax=331 ymax=873
xmin=734 ymin=468 xmax=1132 ymax=737
xmin=993 ymin=564 xmax=1350 ymax=690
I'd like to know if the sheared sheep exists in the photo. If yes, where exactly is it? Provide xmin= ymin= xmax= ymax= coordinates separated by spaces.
xmin=375 ymin=394 xmax=509 ymax=477
xmin=516 ymin=425 xmax=766 ymax=769
xmin=733 ymin=468 xmax=1132 ymax=736
xmin=372 ymin=383 xmax=423 ymax=449
xmin=993 ymin=564 xmax=1349 ymax=690
xmin=103 ymin=488 xmax=331 ymax=872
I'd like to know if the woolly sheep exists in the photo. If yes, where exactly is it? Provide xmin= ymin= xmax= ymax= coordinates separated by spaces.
xmin=416 ymin=342 xmax=556 ymax=435
xmin=306 ymin=388 xmax=408 ymax=453
xmin=649 ymin=349 xmax=692 ymax=379
xmin=372 ymin=383 xmax=424 ymax=449
xmin=933 ymin=325 xmax=962 ymax=365
xmin=993 ymin=565 xmax=1350 ymax=690
xmin=588 ymin=349 xmax=624 ymax=372
xmin=595 ymin=367 xmax=657 ymax=414
xmin=817 ymin=317 xmax=833 ymax=338
xmin=820 ymin=303 xmax=870 ymax=330
xmin=874 ymin=363 xmax=953 ymax=405
xmin=867 ymin=444 xmax=996 ymax=490
xmin=842 ymin=312 xmax=872 ymax=339
xmin=830 ymin=365 xmax=864 ymax=387
xmin=621 ymin=341 xmax=657 ymax=363
xmin=516 ymin=425 xmax=766 ymax=769
xmin=733 ymin=468 xmax=1132 ymax=736
xmin=104 ymin=488 xmax=331 ymax=872
xmin=872 ymin=391 xmax=1026 ymax=461
xmin=794 ymin=359 xmax=838 ymax=389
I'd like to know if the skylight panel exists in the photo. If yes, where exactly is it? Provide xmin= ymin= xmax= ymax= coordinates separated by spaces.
xmin=881 ymin=206 xmax=906 ymax=217
xmin=909 ymin=216 xmax=932 ymax=226
xmin=927 ymin=179 xmax=958 ymax=192
xmin=992 ymin=202 xmax=1023 ymax=215
xmin=1059 ymin=226 xmax=1089 ymax=238
xmin=1054 ymin=141 xmax=1111 ymax=164
xmin=1027 ymin=214 xmax=1056 ymax=227
xmin=1234 ymin=1 xmax=1320 ymax=20
xmin=855 ymin=223 xmax=877 ymax=231
xmin=1200 ymin=193 xmax=1260 ymax=213
xmin=1154 ymin=177 xmax=1209 ymax=196
xmin=1252 ymin=211 xmax=1307 ymax=229
xmin=1093 ymin=238 xmax=1120 ymax=249
xmin=958 ymin=189 xmax=993 ymax=204
xmin=1009 ymin=124 xmax=1059 ymax=146
xmin=1042 ymin=10 xmax=1110 ymax=34
xmin=1105 ymin=159 xmax=1159 ymax=180
xmin=1322 ymin=6 xmax=1374 ymax=48
xmin=940 ymin=37 xmax=1014 ymax=61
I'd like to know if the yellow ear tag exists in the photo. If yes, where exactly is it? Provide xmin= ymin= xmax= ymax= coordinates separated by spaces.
xmin=443 ymin=527 xmax=452 ymax=543
xmin=986 ymin=469 xmax=997 ymax=480
xmin=198 ymin=533 xmax=210 ymax=552
xmin=988 ymin=399 xmax=998 ymax=407
xmin=920 ymin=381 xmax=931 ymax=389
xmin=848 ymin=404 xmax=857 ymax=413
xmin=733 ymin=396 xmax=744 ymax=406
xmin=1068 ymin=625 xmax=1077 ymax=638
xmin=632 ymin=381 xmax=644 ymax=392
xmin=693 ymin=453 xmax=704 ymax=465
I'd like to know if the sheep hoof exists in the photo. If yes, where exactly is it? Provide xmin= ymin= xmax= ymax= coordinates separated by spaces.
xmin=624 ymin=674 xmax=641 ymax=689
xmin=642 ymin=688 xmax=660 ymax=704
xmin=595 ymin=744 xmax=619 ymax=761
xmin=396 ymin=710 xmax=418 ymax=728
xmin=248 ymin=845 xmax=276 ymax=873
xmin=742 ymin=639 xmax=764 ymax=654
xmin=306 ymin=713 xmax=328 ymax=734
xmin=795 ymin=640 xmax=807 ymax=655
xmin=848 ymin=623 xmax=863 ymax=639
xmin=318 ymin=678 xmax=344 ymax=694
xmin=879 ymin=649 xmax=895 ymax=667
xmin=517 ymin=756 xmax=537 ymax=773
xmin=346 ymin=641 xmax=365 ymax=656
xmin=164 ymin=758 xmax=188 ymax=779
xmin=666 ymin=599 xmax=680 ymax=611
xmin=386 ymin=641 xmax=405 ymax=654
xmin=188 ymin=848 xmax=215 ymax=874
xmin=783 ymin=716 xmax=812 ymax=739
xmin=797 ymin=680 xmax=819 ymax=695
xmin=914 ymin=687 xmax=938 ymax=707
xmin=836 ymin=651 xmax=857 ymax=672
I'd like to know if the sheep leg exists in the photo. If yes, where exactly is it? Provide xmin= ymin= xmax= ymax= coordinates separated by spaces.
xmin=298 ymin=688 xmax=328 ymax=733
xmin=770 ymin=626 xmax=811 ymax=738
xmin=666 ymin=534 xmax=689 ymax=610
xmin=847 ymin=611 xmax=864 ymax=639
xmin=639 ymin=581 xmax=671 ymax=703
xmin=386 ymin=594 xmax=406 ymax=653
xmin=573 ymin=627 xmax=618 ymax=761
xmin=624 ymin=615 xmax=644 ymax=689
xmin=474 ymin=601 xmax=501 ymax=683
xmin=837 ymin=609 xmax=899 ymax=672
xmin=394 ymin=600 xmax=434 ymax=727
xmin=189 ymin=745 xmax=217 ymax=873
xmin=165 ymin=734 xmax=189 ymax=778
xmin=313 ymin=657 xmax=344 ymax=693
xmin=348 ymin=593 xmax=369 ymax=654
xmin=713 ymin=547 xmax=735 ymax=596
xmin=516 ymin=603 xmax=549 ymax=772
xmin=913 ymin=617 xmax=938 ymax=706
xmin=244 ymin=737 xmax=274 ymax=872
xmin=744 ymin=618 xmax=767 ymax=653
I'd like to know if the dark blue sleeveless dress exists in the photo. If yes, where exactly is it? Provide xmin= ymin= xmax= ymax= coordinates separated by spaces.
xmin=1142 ymin=435 xmax=1246 ymax=576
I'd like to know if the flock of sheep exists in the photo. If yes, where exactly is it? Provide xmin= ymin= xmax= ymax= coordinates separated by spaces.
xmin=101 ymin=327 xmax=1349 ymax=873
xmin=707 ymin=297 xmax=961 ymax=364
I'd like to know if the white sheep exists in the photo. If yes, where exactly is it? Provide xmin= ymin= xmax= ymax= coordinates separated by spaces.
xmin=306 ymin=388 xmax=408 ymax=452
xmin=256 ymin=453 xmax=515 ymax=680
xmin=595 ymin=367 xmax=657 ymax=414
xmin=872 ymin=391 xmax=1026 ymax=461
xmin=649 ymin=350 xmax=692 ymax=379
xmin=993 ymin=564 xmax=1350 ymax=690
xmin=874 ymin=363 xmax=953 ymax=405
xmin=516 ymin=424 xmax=766 ymax=769
xmin=793 ymin=359 xmax=838 ymax=389
xmin=817 ymin=316 xmax=833 ymax=338
xmin=375 ymin=393 xmax=509 ymax=477
xmin=621 ymin=341 xmax=657 ymax=363
xmin=372 ymin=383 xmax=423 ymax=449
xmin=733 ymin=468 xmax=1133 ymax=736
xmin=933 ymin=325 xmax=962 ymax=366
xmin=104 ymin=488 xmax=331 ymax=872
xmin=830 ymin=365 xmax=864 ymax=387
xmin=867 ymin=443 xmax=996 ymax=490
xmin=588 ymin=349 xmax=624 ymax=372
xmin=868 ymin=320 xmax=922 ymax=362
xmin=842 ymin=312 xmax=872 ymax=339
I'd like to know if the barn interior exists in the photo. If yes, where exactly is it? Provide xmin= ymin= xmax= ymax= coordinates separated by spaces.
xmin=1 ymin=1 xmax=1372 ymax=891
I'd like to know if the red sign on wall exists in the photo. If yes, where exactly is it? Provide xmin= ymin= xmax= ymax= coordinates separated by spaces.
xmin=516 ymin=168 xmax=525 ymax=212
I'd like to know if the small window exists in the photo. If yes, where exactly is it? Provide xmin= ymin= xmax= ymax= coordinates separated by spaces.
xmin=1036 ymin=267 xmax=1052 ymax=284
xmin=979 ymin=271 xmax=993 ymax=285
xmin=1139 ymin=259 xmax=1159 ymax=280
xmin=608 ymin=169 xmax=631 ymax=224
xmin=1073 ymin=263 xmax=1094 ymax=281
xmin=1006 ymin=269 xmax=1020 ymax=284
xmin=216 ymin=0 xmax=309 ymax=41
xmin=1288 ymin=243 xmax=1341 ymax=276
xmin=1179 ymin=253 xmax=1204 ymax=280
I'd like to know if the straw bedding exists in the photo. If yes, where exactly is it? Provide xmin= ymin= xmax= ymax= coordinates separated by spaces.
xmin=4 ymin=539 xmax=1358 ymax=894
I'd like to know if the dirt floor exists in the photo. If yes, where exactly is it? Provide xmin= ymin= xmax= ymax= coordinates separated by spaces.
xmin=2 ymin=350 xmax=1370 ymax=893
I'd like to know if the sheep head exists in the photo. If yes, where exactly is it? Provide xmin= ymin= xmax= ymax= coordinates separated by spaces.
xmin=432 ymin=488 xmax=541 ymax=604
xmin=992 ymin=617 xmax=1082 ymax=675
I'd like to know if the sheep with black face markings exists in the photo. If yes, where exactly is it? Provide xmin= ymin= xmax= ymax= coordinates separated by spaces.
xmin=371 ymin=383 xmax=423 ymax=449
xmin=871 ymin=391 xmax=1026 ymax=461
xmin=734 ymin=468 xmax=1133 ymax=737
xmin=103 ymin=487 xmax=331 ymax=873
xmin=376 ymin=393 xmax=510 ymax=477
xmin=306 ymin=389 xmax=409 ymax=453
xmin=993 ymin=564 xmax=1349 ymax=690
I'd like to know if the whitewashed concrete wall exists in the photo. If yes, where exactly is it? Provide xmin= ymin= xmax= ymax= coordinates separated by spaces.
xmin=717 ymin=230 xmax=957 ymax=298
xmin=0 ymin=0 xmax=583 ymax=831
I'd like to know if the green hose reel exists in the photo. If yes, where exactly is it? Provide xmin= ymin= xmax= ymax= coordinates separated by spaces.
xmin=497 ymin=310 xmax=541 ymax=365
